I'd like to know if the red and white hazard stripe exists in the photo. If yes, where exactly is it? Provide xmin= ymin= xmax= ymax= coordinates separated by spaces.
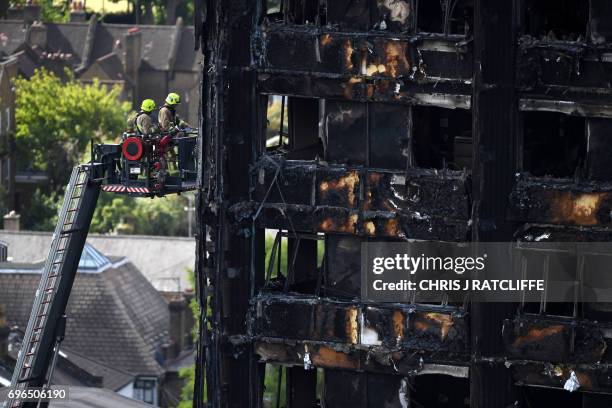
xmin=102 ymin=185 xmax=150 ymax=194
xmin=102 ymin=185 xmax=126 ymax=193
xmin=126 ymin=186 xmax=150 ymax=193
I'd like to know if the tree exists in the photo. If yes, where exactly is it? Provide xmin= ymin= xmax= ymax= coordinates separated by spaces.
xmin=11 ymin=68 xmax=194 ymax=236
xmin=107 ymin=0 xmax=193 ymax=24
xmin=13 ymin=68 xmax=131 ymax=192
xmin=20 ymin=189 xmax=61 ymax=231
xmin=177 ymin=268 xmax=201 ymax=407
xmin=7 ymin=0 xmax=69 ymax=22
xmin=89 ymin=193 xmax=192 ymax=236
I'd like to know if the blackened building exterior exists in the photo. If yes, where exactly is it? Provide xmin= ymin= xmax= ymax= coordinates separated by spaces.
xmin=195 ymin=1 xmax=612 ymax=406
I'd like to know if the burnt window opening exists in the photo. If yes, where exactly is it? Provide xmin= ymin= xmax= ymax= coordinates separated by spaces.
xmin=327 ymin=0 xmax=413 ymax=32
xmin=264 ymin=364 xmax=286 ymax=406
xmin=521 ymin=385 xmax=584 ymax=407
xmin=518 ymin=244 xmax=612 ymax=320
xmin=369 ymin=103 xmax=411 ymax=170
xmin=264 ymin=230 xmax=325 ymax=294
xmin=522 ymin=112 xmax=586 ymax=178
xmin=409 ymin=375 xmax=470 ymax=407
xmin=323 ymin=235 xmax=362 ymax=298
xmin=412 ymin=106 xmax=473 ymax=171
xmin=447 ymin=0 xmax=474 ymax=35
xmin=264 ymin=95 xmax=323 ymax=160
xmin=519 ymin=251 xmax=579 ymax=317
xmin=582 ymin=254 xmax=612 ymax=321
xmin=586 ymin=118 xmax=612 ymax=182
xmin=287 ymin=0 xmax=322 ymax=25
xmin=265 ymin=95 xmax=289 ymax=149
xmin=324 ymin=102 xmax=412 ymax=170
xmin=267 ymin=0 xmax=282 ymax=15
xmin=268 ymin=0 xmax=325 ymax=25
xmin=417 ymin=0 xmax=445 ymax=33
xmin=590 ymin=0 xmax=612 ymax=45
xmin=416 ymin=0 xmax=472 ymax=36
xmin=516 ymin=247 xmax=612 ymax=320
xmin=523 ymin=0 xmax=588 ymax=41
xmin=324 ymin=100 xmax=368 ymax=166
xmin=265 ymin=229 xmax=289 ymax=281
xmin=264 ymin=364 xmax=324 ymax=406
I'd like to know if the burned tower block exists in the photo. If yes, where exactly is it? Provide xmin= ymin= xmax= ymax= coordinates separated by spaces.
xmin=195 ymin=0 xmax=612 ymax=406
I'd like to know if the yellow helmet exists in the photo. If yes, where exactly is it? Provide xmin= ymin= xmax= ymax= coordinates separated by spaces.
xmin=165 ymin=92 xmax=181 ymax=105
xmin=141 ymin=99 xmax=156 ymax=113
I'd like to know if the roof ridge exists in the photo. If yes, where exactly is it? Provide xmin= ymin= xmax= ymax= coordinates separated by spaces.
xmin=102 ymin=271 xmax=165 ymax=376
xmin=0 ymin=230 xmax=195 ymax=241
xmin=60 ymin=346 xmax=135 ymax=377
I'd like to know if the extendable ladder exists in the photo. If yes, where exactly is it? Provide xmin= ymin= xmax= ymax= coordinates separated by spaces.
xmin=5 ymin=165 xmax=101 ymax=408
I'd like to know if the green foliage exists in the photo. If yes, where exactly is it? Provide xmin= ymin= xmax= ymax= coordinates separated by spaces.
xmin=38 ymin=0 xmax=69 ymax=22
xmin=132 ymin=195 xmax=189 ymax=235
xmin=264 ymin=233 xmax=325 ymax=277
xmin=20 ymin=189 xmax=61 ymax=231
xmin=177 ymin=364 xmax=196 ymax=408
xmin=90 ymin=194 xmax=135 ymax=234
xmin=185 ymin=268 xmax=200 ymax=341
xmin=8 ymin=0 xmax=68 ymax=22
xmin=265 ymin=233 xmax=288 ymax=276
xmin=107 ymin=0 xmax=193 ymax=25
xmin=90 ymin=193 xmax=192 ymax=236
xmin=177 ymin=268 xmax=201 ymax=407
xmin=265 ymin=98 xmax=289 ymax=148
xmin=263 ymin=365 xmax=286 ymax=407
xmin=13 ymin=69 xmax=131 ymax=191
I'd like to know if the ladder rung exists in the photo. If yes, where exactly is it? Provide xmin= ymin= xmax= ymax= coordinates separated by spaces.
xmin=41 ymin=300 xmax=52 ymax=304
xmin=49 ymin=273 xmax=59 ymax=278
xmin=44 ymin=288 xmax=54 ymax=293
xmin=67 ymin=208 xmax=78 ymax=213
xmin=37 ymin=314 xmax=47 ymax=318
xmin=34 ymin=326 xmax=43 ymax=331
xmin=25 ymin=352 xmax=35 ymax=356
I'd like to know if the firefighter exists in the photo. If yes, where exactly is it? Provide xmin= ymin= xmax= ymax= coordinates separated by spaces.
xmin=128 ymin=99 xmax=157 ymax=136
xmin=158 ymin=92 xmax=184 ymax=130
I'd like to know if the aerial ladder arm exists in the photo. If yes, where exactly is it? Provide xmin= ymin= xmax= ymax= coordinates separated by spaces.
xmin=3 ymin=126 xmax=198 ymax=408
xmin=4 ymin=165 xmax=101 ymax=408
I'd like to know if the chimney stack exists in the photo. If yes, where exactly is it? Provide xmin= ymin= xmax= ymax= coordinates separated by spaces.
xmin=69 ymin=1 xmax=87 ymax=22
xmin=168 ymin=297 xmax=187 ymax=359
xmin=27 ymin=21 xmax=47 ymax=49
xmin=22 ymin=2 xmax=41 ymax=26
xmin=124 ymin=28 xmax=142 ymax=105
xmin=3 ymin=211 xmax=20 ymax=231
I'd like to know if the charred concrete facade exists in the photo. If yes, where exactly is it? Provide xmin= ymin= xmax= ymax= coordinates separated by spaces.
xmin=195 ymin=0 xmax=612 ymax=406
